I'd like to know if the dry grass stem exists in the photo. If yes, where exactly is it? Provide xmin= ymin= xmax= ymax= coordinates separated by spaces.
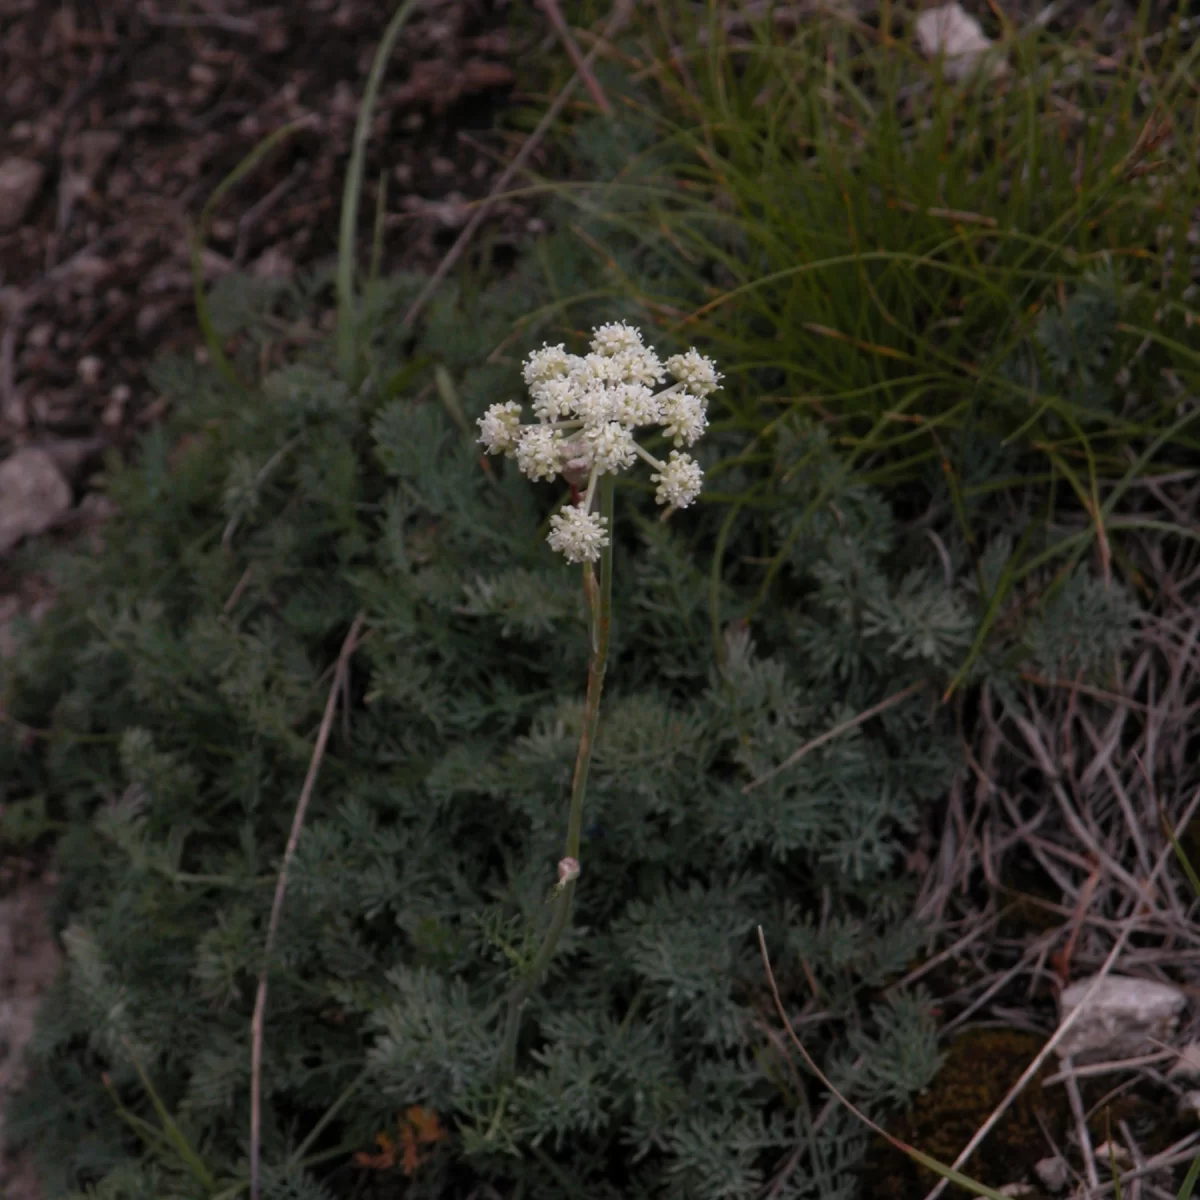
xmin=537 ymin=0 xmax=613 ymax=115
xmin=249 ymin=612 xmax=366 ymax=1200
xmin=743 ymin=679 xmax=927 ymax=794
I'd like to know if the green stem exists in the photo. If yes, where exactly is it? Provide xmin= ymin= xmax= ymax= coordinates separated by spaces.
xmin=497 ymin=475 xmax=616 ymax=1082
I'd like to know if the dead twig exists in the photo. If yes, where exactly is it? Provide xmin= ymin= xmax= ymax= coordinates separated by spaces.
xmin=537 ymin=0 xmax=612 ymax=115
xmin=249 ymin=612 xmax=367 ymax=1200
xmin=1062 ymin=1053 xmax=1101 ymax=1190
xmin=143 ymin=10 xmax=258 ymax=34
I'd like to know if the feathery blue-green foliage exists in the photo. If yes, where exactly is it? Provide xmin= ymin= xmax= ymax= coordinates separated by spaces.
xmin=0 ymin=241 xmax=1137 ymax=1197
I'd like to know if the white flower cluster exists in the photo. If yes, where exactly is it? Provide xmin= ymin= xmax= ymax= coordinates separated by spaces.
xmin=477 ymin=322 xmax=721 ymax=564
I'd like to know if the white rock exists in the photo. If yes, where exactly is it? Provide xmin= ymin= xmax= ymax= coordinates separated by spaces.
xmin=1057 ymin=975 xmax=1187 ymax=1063
xmin=915 ymin=3 xmax=1008 ymax=82
xmin=0 ymin=448 xmax=71 ymax=555
xmin=1035 ymin=1156 xmax=1070 ymax=1192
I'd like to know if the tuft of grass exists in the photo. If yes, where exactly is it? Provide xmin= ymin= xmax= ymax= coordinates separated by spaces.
xmin=529 ymin=1 xmax=1200 ymax=665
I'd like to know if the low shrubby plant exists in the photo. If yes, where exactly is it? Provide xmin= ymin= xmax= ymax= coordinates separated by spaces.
xmin=1 ymin=243 xmax=1140 ymax=1196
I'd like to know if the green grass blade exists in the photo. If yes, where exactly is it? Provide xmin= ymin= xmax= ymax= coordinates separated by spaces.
xmin=336 ymin=0 xmax=421 ymax=386
xmin=1178 ymin=1153 xmax=1200 ymax=1200
xmin=120 ymin=1038 xmax=218 ymax=1192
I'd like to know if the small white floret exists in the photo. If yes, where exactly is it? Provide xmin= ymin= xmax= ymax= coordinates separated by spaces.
xmin=585 ymin=421 xmax=637 ymax=474
xmin=666 ymin=348 xmax=723 ymax=398
xmin=522 ymin=344 xmax=574 ymax=387
xmin=609 ymin=382 xmax=661 ymax=428
xmin=590 ymin=321 xmax=645 ymax=357
xmin=529 ymin=376 xmax=575 ymax=422
xmin=477 ymin=401 xmax=523 ymax=456
xmin=571 ymin=384 xmax=615 ymax=428
xmin=660 ymin=391 xmax=709 ymax=447
xmin=651 ymin=450 xmax=704 ymax=508
xmin=515 ymin=426 xmax=565 ymax=481
xmin=612 ymin=345 xmax=666 ymax=388
xmin=547 ymin=503 xmax=610 ymax=563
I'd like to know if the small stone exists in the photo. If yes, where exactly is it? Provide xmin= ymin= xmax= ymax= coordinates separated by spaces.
xmin=77 ymin=355 xmax=103 ymax=386
xmin=101 ymin=397 xmax=125 ymax=428
xmin=1034 ymin=1156 xmax=1069 ymax=1193
xmin=137 ymin=305 xmax=167 ymax=338
xmin=1057 ymin=975 xmax=1187 ymax=1063
xmin=0 ymin=157 xmax=44 ymax=230
xmin=26 ymin=322 xmax=53 ymax=349
xmin=0 ymin=448 xmax=72 ymax=555
xmin=250 ymin=245 xmax=294 ymax=279
xmin=915 ymin=3 xmax=1008 ymax=82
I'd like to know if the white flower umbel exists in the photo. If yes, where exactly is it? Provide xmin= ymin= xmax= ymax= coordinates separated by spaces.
xmin=547 ymin=502 xmax=610 ymax=564
xmin=571 ymin=384 xmax=616 ymax=429
xmin=476 ymin=323 xmax=721 ymax=561
xmin=651 ymin=450 xmax=704 ymax=508
xmin=529 ymin=376 xmax=575 ymax=423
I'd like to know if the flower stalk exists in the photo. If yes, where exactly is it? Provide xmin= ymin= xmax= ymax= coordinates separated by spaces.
xmin=498 ymin=475 xmax=614 ymax=1081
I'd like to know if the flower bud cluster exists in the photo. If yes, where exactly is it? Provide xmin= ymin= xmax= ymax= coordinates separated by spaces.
xmin=477 ymin=322 xmax=722 ymax=563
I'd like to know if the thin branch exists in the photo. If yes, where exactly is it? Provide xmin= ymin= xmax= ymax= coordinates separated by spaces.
xmin=249 ymin=612 xmax=366 ymax=1200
